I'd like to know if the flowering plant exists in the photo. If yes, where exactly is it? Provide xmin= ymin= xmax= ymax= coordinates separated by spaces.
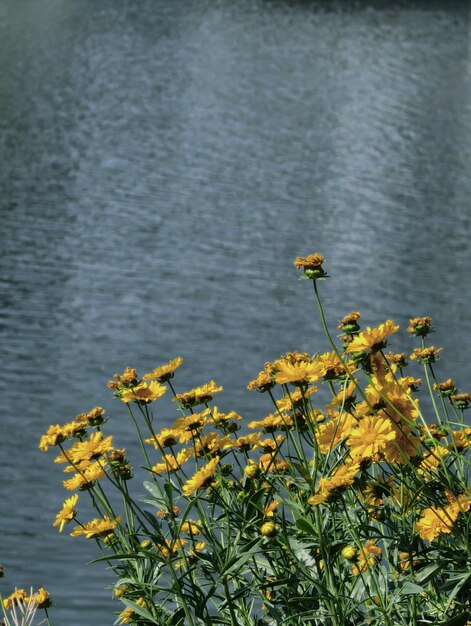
xmin=40 ymin=254 xmax=470 ymax=625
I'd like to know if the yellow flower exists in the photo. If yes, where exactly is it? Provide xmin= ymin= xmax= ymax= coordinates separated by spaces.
xmin=194 ymin=433 xmax=231 ymax=458
xmin=182 ymin=457 xmax=220 ymax=497
xmin=308 ymin=463 xmax=360 ymax=506
xmin=145 ymin=428 xmax=181 ymax=449
xmin=210 ymin=406 xmax=243 ymax=424
xmin=417 ymin=446 xmax=449 ymax=477
xmin=118 ymin=607 xmax=135 ymax=624
xmin=326 ymin=380 xmax=357 ymax=410
xmin=259 ymin=454 xmax=290 ymax=473
xmin=3 ymin=589 xmax=28 ymax=610
xmin=313 ymin=351 xmax=353 ymax=380
xmin=416 ymin=506 xmax=456 ymax=542
xmin=174 ymin=381 xmax=223 ymax=408
xmin=260 ymin=521 xmax=277 ymax=537
xmin=180 ymin=519 xmax=201 ymax=535
xmin=347 ymin=416 xmax=396 ymax=461
xmin=352 ymin=540 xmax=382 ymax=575
xmin=247 ymin=368 xmax=275 ymax=392
xmin=29 ymin=588 xmax=51 ymax=608
xmin=119 ymin=381 xmax=166 ymax=404
xmin=227 ymin=433 xmax=261 ymax=452
xmin=173 ymin=410 xmax=210 ymax=442
xmin=53 ymin=494 xmax=79 ymax=532
xmin=70 ymin=514 xmax=121 ymax=539
xmin=143 ymin=356 xmax=183 ymax=382
xmin=409 ymin=346 xmax=443 ymax=364
xmin=248 ymin=413 xmax=294 ymax=433
xmin=151 ymin=448 xmax=192 ymax=474
xmin=156 ymin=538 xmax=187 ymax=558
xmin=274 ymin=360 xmax=322 ymax=386
xmin=407 ymin=316 xmax=433 ymax=336
xmin=75 ymin=406 xmax=106 ymax=426
xmin=293 ymin=253 xmax=327 ymax=279
xmin=382 ymin=431 xmax=421 ymax=464
xmin=450 ymin=428 xmax=471 ymax=451
xmin=63 ymin=461 xmax=106 ymax=491
xmin=118 ymin=599 xmax=146 ymax=624
xmin=107 ymin=367 xmax=138 ymax=390
xmin=434 ymin=378 xmax=457 ymax=397
xmin=39 ymin=421 xmax=87 ymax=452
xmin=337 ymin=310 xmax=361 ymax=332
xmin=67 ymin=432 xmax=114 ymax=464
xmin=316 ymin=412 xmax=356 ymax=454
xmin=346 ymin=320 xmax=399 ymax=354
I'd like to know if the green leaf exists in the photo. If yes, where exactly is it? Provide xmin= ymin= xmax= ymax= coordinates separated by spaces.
xmin=397 ymin=581 xmax=425 ymax=596
xmin=295 ymin=518 xmax=317 ymax=535
xmin=119 ymin=597 xmax=155 ymax=622
xmin=440 ymin=612 xmax=470 ymax=626
xmin=415 ymin=562 xmax=442 ymax=584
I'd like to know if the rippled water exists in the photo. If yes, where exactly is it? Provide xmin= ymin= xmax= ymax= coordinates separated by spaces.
xmin=1 ymin=1 xmax=470 ymax=624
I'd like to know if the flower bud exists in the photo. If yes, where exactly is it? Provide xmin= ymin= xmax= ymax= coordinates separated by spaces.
xmin=341 ymin=546 xmax=358 ymax=561
xmin=260 ymin=521 xmax=277 ymax=537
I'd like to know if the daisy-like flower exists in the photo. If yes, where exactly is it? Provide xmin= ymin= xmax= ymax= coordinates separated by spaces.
xmin=316 ymin=412 xmax=356 ymax=454
xmin=248 ymin=412 xmax=294 ymax=433
xmin=416 ymin=506 xmax=456 ymax=542
xmin=326 ymin=380 xmax=357 ymax=410
xmin=39 ymin=420 xmax=87 ymax=452
xmin=67 ymin=432 xmax=114 ymax=464
xmin=119 ymin=381 xmax=166 ymax=404
xmin=313 ymin=351 xmax=352 ymax=380
xmin=210 ymin=406 xmax=243 ymax=425
xmin=28 ymin=588 xmax=51 ymax=609
xmin=76 ymin=406 xmax=106 ymax=427
xmin=386 ymin=352 xmax=408 ymax=368
xmin=247 ymin=368 xmax=275 ymax=392
xmin=143 ymin=356 xmax=183 ymax=382
xmin=308 ymin=462 xmax=360 ymax=506
xmin=182 ymin=457 xmax=220 ymax=497
xmin=434 ymin=378 xmax=457 ymax=397
xmin=3 ymin=589 xmax=28 ymax=610
xmin=294 ymin=253 xmax=327 ymax=279
xmin=347 ymin=416 xmax=396 ymax=461
xmin=409 ymin=346 xmax=443 ymax=364
xmin=398 ymin=376 xmax=423 ymax=392
xmin=407 ymin=316 xmax=433 ymax=337
xmin=63 ymin=461 xmax=106 ymax=491
xmin=174 ymin=381 xmax=223 ymax=409
xmin=180 ymin=519 xmax=201 ymax=535
xmin=346 ymin=320 xmax=399 ymax=354
xmin=450 ymin=428 xmax=471 ymax=451
xmin=274 ymin=360 xmax=322 ymax=386
xmin=352 ymin=540 xmax=382 ymax=575
xmin=450 ymin=393 xmax=471 ymax=410
xmin=227 ymin=433 xmax=261 ymax=453
xmin=382 ymin=431 xmax=421 ymax=464
xmin=70 ymin=514 xmax=121 ymax=539
xmin=151 ymin=448 xmax=192 ymax=474
xmin=107 ymin=367 xmax=138 ymax=390
xmin=337 ymin=310 xmax=361 ymax=334
xmin=417 ymin=446 xmax=449 ymax=477
xmin=259 ymin=453 xmax=290 ymax=473
xmin=173 ymin=409 xmax=210 ymax=442
xmin=145 ymin=428 xmax=181 ymax=449
xmin=194 ymin=433 xmax=231 ymax=458
xmin=275 ymin=385 xmax=318 ymax=411
xmin=53 ymin=494 xmax=79 ymax=532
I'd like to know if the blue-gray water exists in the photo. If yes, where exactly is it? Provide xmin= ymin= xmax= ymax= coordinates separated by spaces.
xmin=1 ymin=1 xmax=470 ymax=624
